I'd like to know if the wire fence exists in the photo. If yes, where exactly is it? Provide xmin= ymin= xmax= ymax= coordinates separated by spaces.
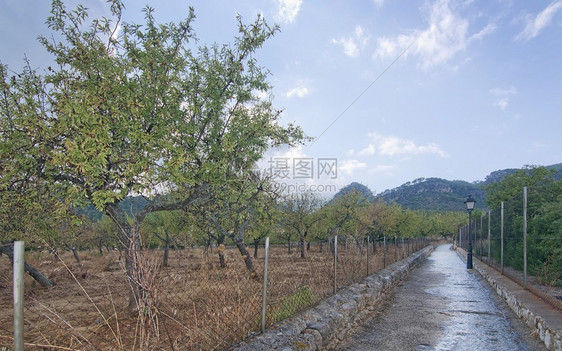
xmin=0 ymin=236 xmax=433 ymax=350
xmin=457 ymin=185 xmax=562 ymax=311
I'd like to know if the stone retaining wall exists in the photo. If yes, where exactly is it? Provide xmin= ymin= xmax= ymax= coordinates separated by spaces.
xmin=232 ymin=246 xmax=434 ymax=351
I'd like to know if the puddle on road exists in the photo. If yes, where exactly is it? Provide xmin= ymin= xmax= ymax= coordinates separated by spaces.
xmin=425 ymin=245 xmax=535 ymax=351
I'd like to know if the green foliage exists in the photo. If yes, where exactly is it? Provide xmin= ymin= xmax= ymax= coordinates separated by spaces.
xmin=140 ymin=210 xmax=185 ymax=249
xmin=276 ymin=185 xmax=466 ymax=251
xmin=279 ymin=191 xmax=323 ymax=248
xmin=1 ymin=1 xmax=304 ymax=245
xmin=484 ymin=165 xmax=555 ymax=209
xmin=485 ymin=166 xmax=562 ymax=283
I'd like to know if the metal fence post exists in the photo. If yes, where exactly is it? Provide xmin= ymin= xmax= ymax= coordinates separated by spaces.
xmin=261 ymin=237 xmax=270 ymax=334
xmin=488 ymin=210 xmax=492 ymax=266
xmin=480 ymin=216 xmax=484 ymax=259
xmin=383 ymin=236 xmax=386 ymax=268
xmin=14 ymin=241 xmax=24 ymax=351
xmin=366 ymin=235 xmax=370 ymax=276
xmin=501 ymin=201 xmax=504 ymax=275
xmin=333 ymin=235 xmax=338 ymax=295
xmin=523 ymin=187 xmax=528 ymax=288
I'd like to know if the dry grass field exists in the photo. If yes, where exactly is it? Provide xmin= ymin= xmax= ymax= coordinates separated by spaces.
xmin=0 ymin=241 xmax=419 ymax=350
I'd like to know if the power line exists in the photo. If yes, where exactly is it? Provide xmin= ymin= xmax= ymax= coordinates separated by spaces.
xmin=310 ymin=41 xmax=414 ymax=147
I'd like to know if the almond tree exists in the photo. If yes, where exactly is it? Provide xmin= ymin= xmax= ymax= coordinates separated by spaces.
xmin=193 ymin=171 xmax=280 ymax=278
xmin=280 ymin=192 xmax=323 ymax=258
xmin=0 ymin=0 xmax=304 ymax=308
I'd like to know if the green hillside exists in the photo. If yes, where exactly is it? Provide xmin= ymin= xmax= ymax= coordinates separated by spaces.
xmin=376 ymin=177 xmax=485 ymax=211
xmin=373 ymin=163 xmax=561 ymax=212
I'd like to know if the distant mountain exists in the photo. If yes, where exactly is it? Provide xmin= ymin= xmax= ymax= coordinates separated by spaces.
xmin=331 ymin=182 xmax=375 ymax=202
xmin=479 ymin=163 xmax=562 ymax=185
xmin=372 ymin=163 xmax=561 ymax=212
xmin=376 ymin=178 xmax=485 ymax=212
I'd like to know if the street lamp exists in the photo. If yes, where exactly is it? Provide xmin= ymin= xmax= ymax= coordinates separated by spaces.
xmin=464 ymin=194 xmax=476 ymax=269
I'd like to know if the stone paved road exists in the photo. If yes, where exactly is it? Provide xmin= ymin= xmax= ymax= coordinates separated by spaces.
xmin=333 ymin=244 xmax=548 ymax=351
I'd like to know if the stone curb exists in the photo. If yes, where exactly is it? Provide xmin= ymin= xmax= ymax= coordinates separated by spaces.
xmin=455 ymin=248 xmax=562 ymax=351
xmin=231 ymin=246 xmax=434 ymax=351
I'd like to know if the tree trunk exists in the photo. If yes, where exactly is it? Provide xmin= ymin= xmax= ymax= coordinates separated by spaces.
xmin=1 ymin=244 xmax=55 ymax=287
xmin=300 ymin=236 xmax=306 ymax=258
xmin=218 ymin=247 xmax=227 ymax=267
xmin=105 ymin=203 xmax=142 ymax=310
xmin=215 ymin=234 xmax=227 ymax=268
xmin=163 ymin=230 xmax=170 ymax=267
xmin=356 ymin=237 xmax=363 ymax=255
xmin=71 ymin=243 xmax=81 ymax=263
xmin=25 ymin=261 xmax=56 ymax=287
xmin=253 ymin=238 xmax=260 ymax=259
xmin=233 ymin=237 xmax=259 ymax=279
xmin=329 ymin=235 xmax=335 ymax=256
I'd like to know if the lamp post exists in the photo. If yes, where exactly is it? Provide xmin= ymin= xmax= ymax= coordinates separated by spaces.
xmin=464 ymin=195 xmax=476 ymax=269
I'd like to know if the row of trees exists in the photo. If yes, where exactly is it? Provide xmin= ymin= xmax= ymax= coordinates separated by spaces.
xmin=44 ymin=187 xmax=466 ymax=270
xmin=277 ymin=190 xmax=465 ymax=258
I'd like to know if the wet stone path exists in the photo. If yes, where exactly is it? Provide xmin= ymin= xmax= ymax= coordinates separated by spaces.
xmin=334 ymin=244 xmax=547 ymax=351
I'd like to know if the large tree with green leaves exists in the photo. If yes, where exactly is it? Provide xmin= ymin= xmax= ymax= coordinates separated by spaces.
xmin=0 ymin=0 xmax=304 ymax=307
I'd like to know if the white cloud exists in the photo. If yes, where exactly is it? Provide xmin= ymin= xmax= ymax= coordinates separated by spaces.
xmin=490 ymin=86 xmax=517 ymax=111
xmin=286 ymin=85 xmax=309 ymax=98
xmin=489 ymin=87 xmax=518 ymax=95
xmin=494 ymin=98 xmax=509 ymax=111
xmin=373 ymin=0 xmax=385 ymax=8
xmin=516 ymin=1 xmax=562 ymax=41
xmin=276 ymin=0 xmax=302 ymax=24
xmin=368 ymin=164 xmax=396 ymax=175
xmin=359 ymin=143 xmax=376 ymax=156
xmin=372 ymin=0 xmax=494 ymax=68
xmin=332 ymin=25 xmax=369 ymax=58
xmin=340 ymin=159 xmax=368 ymax=175
xmin=470 ymin=23 xmax=497 ymax=41
xmin=366 ymin=133 xmax=449 ymax=157
xmin=530 ymin=141 xmax=548 ymax=152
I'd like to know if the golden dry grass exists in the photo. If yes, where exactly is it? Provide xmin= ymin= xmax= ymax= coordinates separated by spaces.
xmin=0 ymin=240 xmax=422 ymax=350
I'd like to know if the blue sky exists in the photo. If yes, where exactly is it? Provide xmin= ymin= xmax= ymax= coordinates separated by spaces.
xmin=1 ymin=0 xmax=561 ymax=196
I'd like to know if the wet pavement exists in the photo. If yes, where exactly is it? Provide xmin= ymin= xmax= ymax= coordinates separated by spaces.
xmin=334 ymin=244 xmax=547 ymax=351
